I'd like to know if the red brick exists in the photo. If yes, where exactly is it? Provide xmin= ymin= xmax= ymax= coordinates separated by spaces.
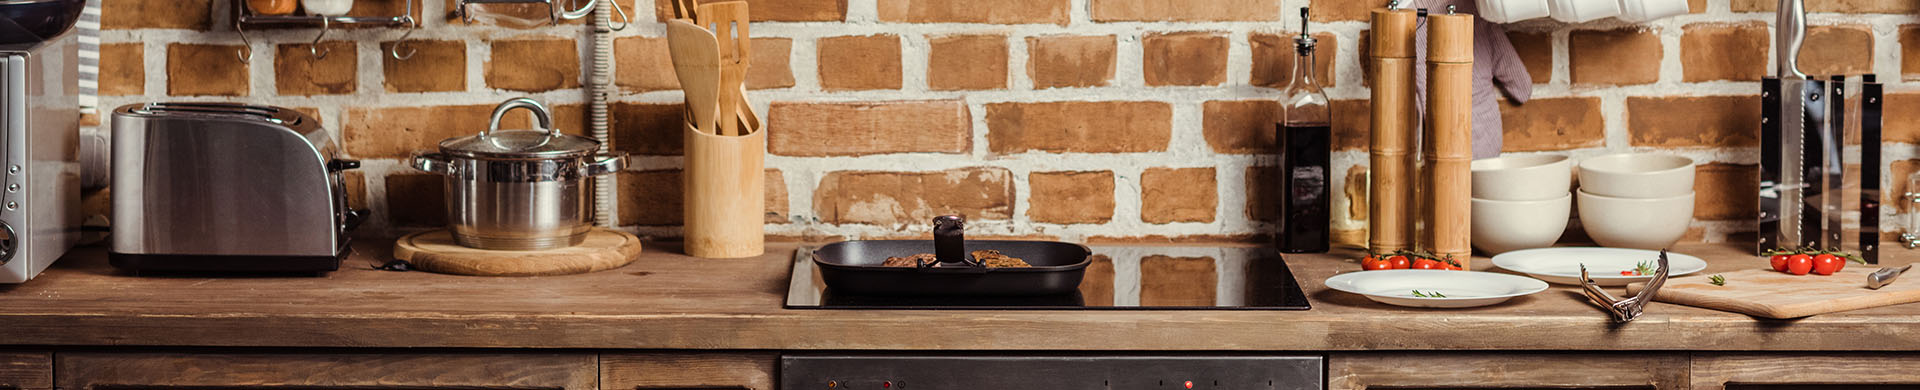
xmin=1028 ymin=171 xmax=1116 ymax=224
xmin=166 ymin=44 xmax=248 ymax=96
xmin=1681 ymin=22 xmax=1769 ymax=82
xmin=766 ymin=170 xmax=789 ymax=224
xmin=619 ymin=170 xmax=683 ymax=226
xmin=1310 ymin=0 xmax=1390 ymax=22
xmin=1799 ymin=25 xmax=1874 ymax=76
xmin=1094 ymin=0 xmax=1280 ymax=22
xmin=614 ymin=37 xmax=675 ymax=92
xmin=812 ymin=168 xmax=1014 ymax=225
xmin=1201 ymin=100 xmax=1278 ymax=154
xmin=1141 ymin=167 xmax=1217 ymax=224
xmin=1694 ymin=164 xmax=1759 ymax=221
xmin=1330 ymin=99 xmax=1371 ymax=152
xmin=342 ymin=171 xmax=367 ymax=210
xmin=1251 ymin=33 xmax=1336 ymax=88
xmin=879 ymin=0 xmax=1069 ymax=24
xmin=385 ymin=173 xmax=447 ymax=228
xmin=651 ymin=0 xmax=848 ymax=22
xmin=748 ymin=38 xmax=796 ymax=89
xmin=1081 ymin=255 xmax=1115 ymax=305
xmin=1883 ymin=93 xmax=1920 ymax=144
xmin=382 ymin=40 xmax=467 ymax=93
xmin=1902 ymin=26 xmax=1920 ymax=80
xmin=1246 ymin=166 xmax=1278 ymax=221
xmin=1626 ymin=96 xmax=1761 ymax=147
xmin=928 ymin=34 xmax=1008 ymax=91
xmin=1507 ymin=31 xmax=1552 ymax=84
xmin=275 ymin=41 xmax=357 ymax=96
xmin=1027 ymin=35 xmax=1115 ymax=89
xmin=486 ymin=39 xmax=581 ymax=92
xmin=98 ymin=43 xmax=143 ymax=96
xmin=1143 ymin=32 xmax=1229 ymax=87
xmin=1140 ymin=255 xmax=1216 ymax=305
xmin=344 ymin=104 xmax=587 ymax=159
xmin=1732 ymin=0 xmax=1919 ymax=13
xmin=445 ymin=0 xmax=584 ymax=27
xmin=611 ymin=102 xmax=684 ymax=156
xmin=767 ymin=100 xmax=971 ymax=156
xmin=1691 ymin=0 xmax=1706 ymax=12
xmin=986 ymin=101 xmax=1171 ymax=154
xmin=1570 ymin=29 xmax=1662 ymax=86
xmin=103 ymin=0 xmax=211 ymax=30
xmin=1499 ymin=97 xmax=1605 ymax=152
xmin=818 ymin=35 xmax=903 ymax=91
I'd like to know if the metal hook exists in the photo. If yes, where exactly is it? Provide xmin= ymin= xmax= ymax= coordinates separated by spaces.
xmin=389 ymin=16 xmax=419 ymax=60
xmin=308 ymin=18 xmax=331 ymax=60
xmin=608 ymin=0 xmax=630 ymax=31
xmin=235 ymin=20 xmax=254 ymax=63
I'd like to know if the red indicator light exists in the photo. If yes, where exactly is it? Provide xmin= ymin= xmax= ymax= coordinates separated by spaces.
xmin=1185 ymin=381 xmax=1193 ymax=389
xmin=884 ymin=381 xmax=892 ymax=388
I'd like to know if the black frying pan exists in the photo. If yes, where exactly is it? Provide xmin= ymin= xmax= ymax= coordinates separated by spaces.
xmin=812 ymin=216 xmax=1091 ymax=296
xmin=0 ymin=0 xmax=86 ymax=45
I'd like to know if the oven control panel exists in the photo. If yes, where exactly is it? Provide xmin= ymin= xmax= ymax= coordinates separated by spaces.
xmin=780 ymin=355 xmax=1322 ymax=390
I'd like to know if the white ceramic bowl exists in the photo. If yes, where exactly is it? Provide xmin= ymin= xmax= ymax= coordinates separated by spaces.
xmin=1577 ymin=189 xmax=1694 ymax=250
xmin=1471 ymin=193 xmax=1571 ymax=255
xmin=1577 ymin=153 xmax=1695 ymax=199
xmin=1324 ymin=270 xmax=1549 ymax=308
xmin=1618 ymin=0 xmax=1687 ymax=22
xmin=1471 ymin=154 xmax=1571 ymax=201
xmin=1492 ymin=247 xmax=1709 ymax=286
xmin=1548 ymin=0 xmax=1621 ymax=22
xmin=1479 ymin=0 xmax=1550 ymax=23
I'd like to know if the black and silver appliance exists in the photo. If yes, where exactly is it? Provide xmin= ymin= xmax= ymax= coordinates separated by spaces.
xmin=782 ymin=354 xmax=1323 ymax=390
xmin=108 ymin=103 xmax=363 ymax=273
xmin=0 ymin=0 xmax=85 ymax=283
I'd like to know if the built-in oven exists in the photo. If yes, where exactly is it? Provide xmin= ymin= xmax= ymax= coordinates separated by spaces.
xmin=781 ymin=354 xmax=1323 ymax=390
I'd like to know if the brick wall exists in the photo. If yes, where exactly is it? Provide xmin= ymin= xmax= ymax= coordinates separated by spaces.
xmin=96 ymin=0 xmax=1920 ymax=243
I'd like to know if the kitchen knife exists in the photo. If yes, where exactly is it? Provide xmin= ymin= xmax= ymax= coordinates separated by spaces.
xmin=1767 ymin=0 xmax=1823 ymax=250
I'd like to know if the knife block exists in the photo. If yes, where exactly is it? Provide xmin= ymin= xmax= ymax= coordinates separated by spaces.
xmin=684 ymin=120 xmax=767 ymax=259
xmin=1426 ymin=13 xmax=1474 ymax=267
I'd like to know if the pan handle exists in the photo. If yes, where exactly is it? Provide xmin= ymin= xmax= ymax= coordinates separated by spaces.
xmin=928 ymin=215 xmax=980 ymax=268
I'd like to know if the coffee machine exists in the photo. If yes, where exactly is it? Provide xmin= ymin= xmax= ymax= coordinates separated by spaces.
xmin=0 ymin=0 xmax=86 ymax=282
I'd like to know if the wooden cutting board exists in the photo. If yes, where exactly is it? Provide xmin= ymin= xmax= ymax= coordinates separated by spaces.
xmin=393 ymin=228 xmax=644 ymax=277
xmin=1626 ymin=267 xmax=1920 ymax=319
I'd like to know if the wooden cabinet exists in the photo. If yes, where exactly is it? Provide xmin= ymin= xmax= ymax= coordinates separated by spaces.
xmin=600 ymin=352 xmax=776 ymax=390
xmin=0 ymin=353 xmax=49 ymax=390
xmin=55 ymin=353 xmax=595 ymax=390
xmin=1329 ymin=352 xmax=1690 ymax=390
xmin=1692 ymin=353 xmax=1920 ymax=390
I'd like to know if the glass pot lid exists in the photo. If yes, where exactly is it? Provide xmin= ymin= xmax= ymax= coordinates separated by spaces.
xmin=437 ymin=98 xmax=601 ymax=159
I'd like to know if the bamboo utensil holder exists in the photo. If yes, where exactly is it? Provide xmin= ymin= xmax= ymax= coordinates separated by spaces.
xmin=1369 ymin=8 xmax=1418 ymax=255
xmin=1426 ymin=12 xmax=1474 ymax=267
xmin=683 ymin=119 xmax=766 ymax=258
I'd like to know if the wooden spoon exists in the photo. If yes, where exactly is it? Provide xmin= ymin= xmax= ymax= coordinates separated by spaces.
xmin=666 ymin=19 xmax=720 ymax=135
xmin=697 ymin=1 xmax=749 ymax=136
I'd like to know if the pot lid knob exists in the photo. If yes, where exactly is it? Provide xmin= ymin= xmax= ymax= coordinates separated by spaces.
xmin=485 ymin=97 xmax=556 ymax=137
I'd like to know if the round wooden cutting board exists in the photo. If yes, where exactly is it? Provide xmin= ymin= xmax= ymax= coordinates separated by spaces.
xmin=393 ymin=228 xmax=644 ymax=276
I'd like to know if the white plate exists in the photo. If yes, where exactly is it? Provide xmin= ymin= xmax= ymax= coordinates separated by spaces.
xmin=1324 ymin=270 xmax=1549 ymax=308
xmin=1491 ymin=247 xmax=1708 ymax=286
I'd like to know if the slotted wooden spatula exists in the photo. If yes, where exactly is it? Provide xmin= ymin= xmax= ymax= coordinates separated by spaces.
xmin=697 ymin=1 xmax=749 ymax=136
xmin=666 ymin=19 xmax=720 ymax=135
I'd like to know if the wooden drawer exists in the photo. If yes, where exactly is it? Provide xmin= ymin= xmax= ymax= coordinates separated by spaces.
xmin=600 ymin=352 xmax=776 ymax=390
xmin=1330 ymin=352 xmax=1689 ymax=390
xmin=56 ymin=352 xmax=595 ymax=390
xmin=1694 ymin=353 xmax=1920 ymax=390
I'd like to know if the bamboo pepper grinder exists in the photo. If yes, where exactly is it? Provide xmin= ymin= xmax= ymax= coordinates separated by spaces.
xmin=1368 ymin=7 xmax=1418 ymax=256
xmin=1426 ymin=9 xmax=1474 ymax=268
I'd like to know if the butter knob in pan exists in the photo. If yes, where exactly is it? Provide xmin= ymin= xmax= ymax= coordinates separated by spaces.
xmin=302 ymin=0 xmax=353 ymax=15
xmin=247 ymin=0 xmax=298 ymax=15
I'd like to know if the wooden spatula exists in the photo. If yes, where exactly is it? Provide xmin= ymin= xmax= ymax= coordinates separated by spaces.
xmin=666 ymin=19 xmax=720 ymax=135
xmin=697 ymin=1 xmax=749 ymax=136
xmin=671 ymin=0 xmax=697 ymax=20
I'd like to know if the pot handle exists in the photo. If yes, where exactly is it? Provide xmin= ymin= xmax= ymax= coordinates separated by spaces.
xmin=485 ymin=97 xmax=556 ymax=138
xmin=586 ymin=153 xmax=627 ymax=176
xmin=411 ymin=152 xmax=455 ymax=175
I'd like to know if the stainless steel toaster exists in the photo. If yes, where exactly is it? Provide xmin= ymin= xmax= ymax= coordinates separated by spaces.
xmin=109 ymin=103 xmax=362 ymax=272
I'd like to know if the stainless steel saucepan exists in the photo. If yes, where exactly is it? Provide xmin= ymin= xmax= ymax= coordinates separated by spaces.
xmin=412 ymin=98 xmax=625 ymax=251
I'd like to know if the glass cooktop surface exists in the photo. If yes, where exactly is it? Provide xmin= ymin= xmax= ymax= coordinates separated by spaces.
xmin=784 ymin=245 xmax=1312 ymax=310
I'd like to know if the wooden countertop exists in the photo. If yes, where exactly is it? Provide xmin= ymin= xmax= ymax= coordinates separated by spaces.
xmin=3 ymin=240 xmax=1918 ymax=351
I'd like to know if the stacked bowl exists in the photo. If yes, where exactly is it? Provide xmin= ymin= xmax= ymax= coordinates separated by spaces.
xmin=1576 ymin=154 xmax=1697 ymax=250
xmin=1469 ymin=155 xmax=1573 ymax=255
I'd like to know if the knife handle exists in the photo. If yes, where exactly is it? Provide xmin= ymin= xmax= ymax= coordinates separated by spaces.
xmin=1777 ymin=0 xmax=1807 ymax=78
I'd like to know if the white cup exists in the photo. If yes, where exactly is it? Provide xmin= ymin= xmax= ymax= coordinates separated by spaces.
xmin=1479 ymin=0 xmax=1551 ymax=23
xmin=1548 ymin=0 xmax=1621 ymax=22
xmin=1618 ymin=0 xmax=1688 ymax=22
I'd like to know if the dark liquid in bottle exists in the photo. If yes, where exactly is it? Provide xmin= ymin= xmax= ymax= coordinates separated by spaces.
xmin=1276 ymin=123 xmax=1330 ymax=253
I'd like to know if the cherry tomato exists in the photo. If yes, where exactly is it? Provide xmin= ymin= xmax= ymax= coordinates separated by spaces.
xmin=1387 ymin=255 xmax=1411 ymax=270
xmin=1786 ymin=254 xmax=1813 ymax=275
xmin=1620 ymin=270 xmax=1637 ymax=276
xmin=1443 ymin=264 xmax=1462 ymax=271
xmin=1361 ymin=255 xmax=1391 ymax=271
xmin=1812 ymin=254 xmax=1844 ymax=275
xmin=1769 ymin=254 xmax=1790 ymax=272
xmin=1412 ymin=258 xmax=1444 ymax=270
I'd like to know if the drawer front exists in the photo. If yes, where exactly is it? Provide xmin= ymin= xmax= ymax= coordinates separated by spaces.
xmin=781 ymin=354 xmax=1323 ymax=390
xmin=56 ymin=352 xmax=596 ymax=390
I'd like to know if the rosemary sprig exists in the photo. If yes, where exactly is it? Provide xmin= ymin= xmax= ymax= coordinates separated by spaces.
xmin=1709 ymin=274 xmax=1726 ymax=286
xmin=1411 ymin=290 xmax=1447 ymax=298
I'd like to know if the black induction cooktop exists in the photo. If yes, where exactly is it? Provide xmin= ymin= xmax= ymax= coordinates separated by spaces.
xmin=784 ymin=245 xmax=1312 ymax=310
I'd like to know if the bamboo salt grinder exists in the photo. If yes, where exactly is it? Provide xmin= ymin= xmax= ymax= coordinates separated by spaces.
xmin=1426 ymin=9 xmax=1474 ymax=268
xmin=1368 ymin=7 xmax=1418 ymax=255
